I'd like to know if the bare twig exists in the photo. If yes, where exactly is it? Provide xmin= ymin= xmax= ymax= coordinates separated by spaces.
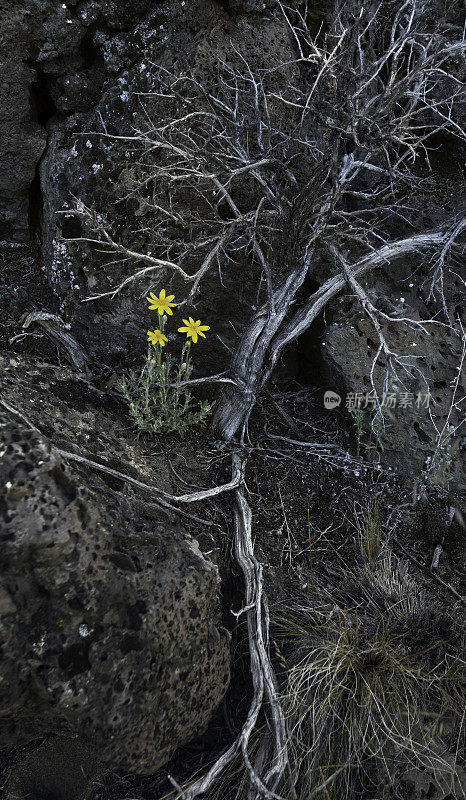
xmin=10 ymin=312 xmax=91 ymax=376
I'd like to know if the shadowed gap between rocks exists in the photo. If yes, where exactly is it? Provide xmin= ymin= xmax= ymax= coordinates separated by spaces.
xmin=28 ymin=68 xmax=57 ymax=245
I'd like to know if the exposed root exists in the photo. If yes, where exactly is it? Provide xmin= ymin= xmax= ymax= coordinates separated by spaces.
xmin=171 ymin=451 xmax=291 ymax=800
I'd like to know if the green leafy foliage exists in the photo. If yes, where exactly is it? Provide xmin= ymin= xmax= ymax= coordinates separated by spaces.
xmin=119 ymin=339 xmax=212 ymax=437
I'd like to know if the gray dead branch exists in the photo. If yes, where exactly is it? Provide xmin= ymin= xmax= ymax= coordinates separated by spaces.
xmin=10 ymin=311 xmax=91 ymax=376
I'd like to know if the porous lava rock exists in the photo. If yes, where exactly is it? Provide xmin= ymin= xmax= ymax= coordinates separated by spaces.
xmin=313 ymin=257 xmax=466 ymax=486
xmin=0 ymin=402 xmax=230 ymax=775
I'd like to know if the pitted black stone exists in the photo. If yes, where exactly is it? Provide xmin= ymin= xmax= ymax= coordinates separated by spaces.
xmin=0 ymin=393 xmax=230 ymax=776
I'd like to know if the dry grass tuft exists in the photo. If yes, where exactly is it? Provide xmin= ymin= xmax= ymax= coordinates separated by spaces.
xmin=276 ymin=552 xmax=465 ymax=798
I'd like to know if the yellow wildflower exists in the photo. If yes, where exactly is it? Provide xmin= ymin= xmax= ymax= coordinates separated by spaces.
xmin=178 ymin=317 xmax=210 ymax=344
xmin=146 ymin=288 xmax=176 ymax=316
xmin=147 ymin=329 xmax=168 ymax=346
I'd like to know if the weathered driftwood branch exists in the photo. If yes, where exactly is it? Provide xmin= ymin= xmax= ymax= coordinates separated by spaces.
xmin=0 ymin=397 xmax=223 ymax=529
xmin=167 ymin=373 xmax=239 ymax=389
xmin=176 ymin=452 xmax=290 ymax=800
xmin=53 ymin=449 xmax=242 ymax=504
xmin=330 ymin=243 xmax=394 ymax=363
xmin=212 ymin=228 xmax=454 ymax=442
xmin=10 ymin=312 xmax=91 ymax=376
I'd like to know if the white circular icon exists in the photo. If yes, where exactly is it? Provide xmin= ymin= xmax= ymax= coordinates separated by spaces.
xmin=324 ymin=391 xmax=341 ymax=409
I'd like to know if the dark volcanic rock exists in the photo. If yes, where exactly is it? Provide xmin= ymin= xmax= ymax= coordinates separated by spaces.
xmin=0 ymin=0 xmax=164 ymax=242
xmin=0 ymin=357 xmax=230 ymax=781
xmin=4 ymin=736 xmax=107 ymax=800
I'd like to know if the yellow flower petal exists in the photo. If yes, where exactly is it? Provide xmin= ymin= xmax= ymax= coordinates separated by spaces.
xmin=177 ymin=316 xmax=209 ymax=343
xmin=147 ymin=328 xmax=168 ymax=346
xmin=147 ymin=289 xmax=176 ymax=316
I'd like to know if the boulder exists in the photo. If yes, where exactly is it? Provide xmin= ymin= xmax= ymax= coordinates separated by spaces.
xmin=318 ymin=306 xmax=466 ymax=484
xmin=304 ymin=144 xmax=466 ymax=487
xmin=0 ymin=356 xmax=230 ymax=787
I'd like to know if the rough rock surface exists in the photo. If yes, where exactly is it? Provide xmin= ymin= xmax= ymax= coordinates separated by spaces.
xmin=0 ymin=0 xmax=159 ymax=242
xmin=4 ymin=736 xmax=107 ymax=800
xmin=0 ymin=355 xmax=230 ymax=780
xmin=313 ymin=237 xmax=466 ymax=485
xmin=381 ymin=757 xmax=466 ymax=800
